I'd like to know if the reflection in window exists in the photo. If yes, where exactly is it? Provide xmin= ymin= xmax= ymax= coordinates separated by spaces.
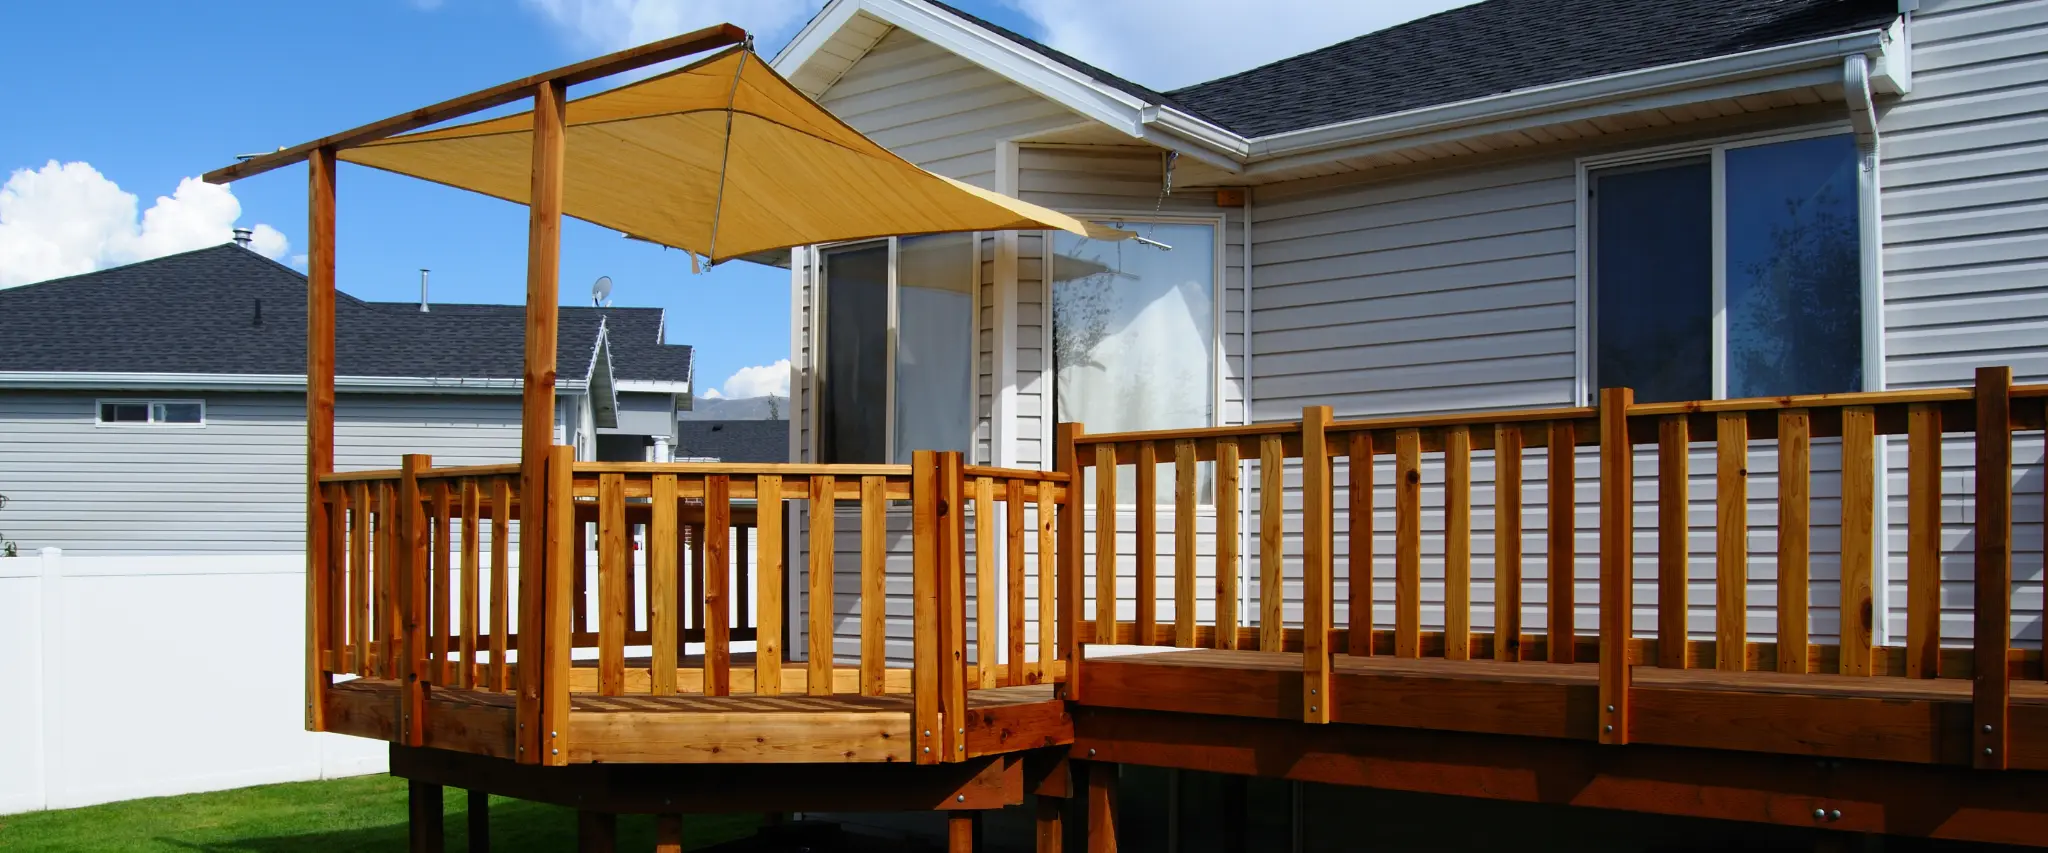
xmin=97 ymin=400 xmax=204 ymax=425
xmin=1591 ymin=159 xmax=1713 ymax=404
xmin=1726 ymin=135 xmax=1862 ymax=398
xmin=893 ymin=233 xmax=974 ymax=462
xmin=820 ymin=243 xmax=887 ymax=464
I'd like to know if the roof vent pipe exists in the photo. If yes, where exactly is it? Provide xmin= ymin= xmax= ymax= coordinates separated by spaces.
xmin=231 ymin=227 xmax=253 ymax=248
xmin=419 ymin=268 xmax=430 ymax=313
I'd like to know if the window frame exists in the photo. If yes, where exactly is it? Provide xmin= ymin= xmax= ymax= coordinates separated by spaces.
xmin=95 ymin=398 xmax=206 ymax=428
xmin=808 ymin=233 xmax=981 ymax=464
xmin=1572 ymin=123 xmax=1882 ymax=405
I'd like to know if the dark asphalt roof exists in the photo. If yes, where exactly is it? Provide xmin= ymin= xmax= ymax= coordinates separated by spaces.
xmin=674 ymin=420 xmax=788 ymax=463
xmin=929 ymin=0 xmax=1897 ymax=138
xmin=0 ymin=243 xmax=692 ymax=383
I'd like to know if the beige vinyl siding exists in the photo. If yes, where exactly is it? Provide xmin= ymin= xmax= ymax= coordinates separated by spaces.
xmin=1879 ymin=0 xmax=2048 ymax=647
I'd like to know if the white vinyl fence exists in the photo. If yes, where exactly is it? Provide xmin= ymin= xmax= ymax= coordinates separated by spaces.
xmin=0 ymin=549 xmax=386 ymax=815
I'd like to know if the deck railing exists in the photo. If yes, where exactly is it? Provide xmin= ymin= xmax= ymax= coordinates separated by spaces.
xmin=1066 ymin=367 xmax=2045 ymax=764
xmin=308 ymin=449 xmax=1070 ymax=765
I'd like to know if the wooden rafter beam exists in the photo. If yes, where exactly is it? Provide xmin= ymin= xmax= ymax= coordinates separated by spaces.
xmin=201 ymin=23 xmax=747 ymax=185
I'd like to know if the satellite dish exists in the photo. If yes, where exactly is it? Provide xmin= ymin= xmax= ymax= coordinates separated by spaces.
xmin=591 ymin=275 xmax=613 ymax=307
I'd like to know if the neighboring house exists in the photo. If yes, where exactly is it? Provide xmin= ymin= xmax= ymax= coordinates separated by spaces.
xmin=674 ymin=419 xmax=791 ymax=463
xmin=0 ymin=243 xmax=693 ymax=554
xmin=769 ymin=0 xmax=2045 ymax=836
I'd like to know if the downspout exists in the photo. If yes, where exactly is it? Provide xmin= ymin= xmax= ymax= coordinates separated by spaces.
xmin=1846 ymin=52 xmax=1891 ymax=646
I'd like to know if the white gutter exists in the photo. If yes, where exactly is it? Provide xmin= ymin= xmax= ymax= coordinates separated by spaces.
xmin=0 ymin=371 xmax=577 ymax=393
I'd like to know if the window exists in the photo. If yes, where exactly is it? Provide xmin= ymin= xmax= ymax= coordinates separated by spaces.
xmin=1052 ymin=219 xmax=1219 ymax=501
xmin=815 ymin=233 xmax=975 ymax=464
xmin=97 ymin=399 xmax=204 ymax=425
xmin=1589 ymin=132 xmax=1865 ymax=403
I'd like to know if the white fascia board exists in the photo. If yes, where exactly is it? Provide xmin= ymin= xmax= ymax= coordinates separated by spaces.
xmin=772 ymin=0 xmax=863 ymax=89
xmin=1237 ymin=29 xmax=1892 ymax=171
xmin=616 ymin=379 xmax=691 ymax=394
xmin=0 ymin=371 xmax=577 ymax=394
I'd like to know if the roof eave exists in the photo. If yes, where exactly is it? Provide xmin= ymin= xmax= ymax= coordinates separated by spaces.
xmin=0 ymin=371 xmax=587 ymax=394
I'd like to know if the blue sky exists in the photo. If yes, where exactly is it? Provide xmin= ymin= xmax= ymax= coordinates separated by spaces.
xmin=0 ymin=0 xmax=1469 ymax=397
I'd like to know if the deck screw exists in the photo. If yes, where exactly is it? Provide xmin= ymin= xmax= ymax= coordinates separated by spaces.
xmin=1089 ymin=748 xmax=1097 ymax=757
xmin=1310 ymin=706 xmax=1318 ymax=713
xmin=1603 ymin=725 xmax=1613 ymax=733
xmin=1310 ymin=689 xmax=1317 ymax=696
xmin=550 ymin=731 xmax=558 ymax=738
xmin=552 ymin=748 xmax=559 ymax=755
xmin=1983 ymin=724 xmax=1994 ymax=733
xmin=1984 ymin=747 xmax=1995 ymax=755
xmin=1606 ymin=705 xmax=1615 ymax=713
xmin=1828 ymin=810 xmax=1841 ymax=821
xmin=925 ymin=730 xmax=932 ymax=737
xmin=957 ymin=795 xmax=966 ymax=803
xmin=1813 ymin=809 xmax=1826 ymax=820
xmin=924 ymin=747 xmax=931 ymax=754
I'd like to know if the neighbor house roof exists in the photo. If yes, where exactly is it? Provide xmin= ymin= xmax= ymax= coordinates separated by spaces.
xmin=920 ymin=0 xmax=1897 ymax=138
xmin=0 ymin=243 xmax=691 ymax=385
xmin=674 ymin=420 xmax=788 ymax=464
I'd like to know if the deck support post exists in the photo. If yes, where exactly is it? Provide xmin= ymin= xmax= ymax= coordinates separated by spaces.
xmin=1300 ymin=406 xmax=1333 ymax=723
xmin=304 ymin=145 xmax=337 ymax=732
xmin=1085 ymin=762 xmax=1118 ymax=853
xmin=408 ymin=780 xmax=444 ymax=853
xmin=949 ymin=811 xmax=982 ymax=852
xmin=1036 ymin=795 xmax=1066 ymax=853
xmin=576 ymin=810 xmax=616 ymax=853
xmin=1054 ymin=423 xmax=1084 ymax=701
xmin=1219 ymin=773 xmax=1249 ymax=853
xmin=655 ymin=814 xmax=683 ymax=853
xmin=465 ymin=790 xmax=489 ymax=853
xmin=1598 ymin=387 xmax=1633 ymax=745
xmin=1973 ymin=365 xmax=2012 ymax=769
xmin=516 ymin=76 xmax=568 ymax=767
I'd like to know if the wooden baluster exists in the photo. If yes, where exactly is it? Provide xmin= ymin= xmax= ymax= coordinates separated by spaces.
xmin=598 ymin=473 xmax=627 ymax=696
xmin=434 ymin=480 xmax=454 ymax=686
xmin=756 ymin=474 xmax=784 ymax=696
xmin=350 ymin=482 xmax=370 ymax=676
xmin=1840 ymin=407 xmax=1875 ymax=677
xmin=1036 ymin=480 xmax=1057 ymax=678
xmin=650 ymin=474 xmax=679 ymax=696
xmin=1096 ymin=444 xmax=1119 ymax=646
xmin=1136 ymin=443 xmax=1158 ymax=645
xmin=1778 ymin=411 xmax=1811 ymax=675
xmin=976 ymin=477 xmax=998 ymax=687
xmin=1350 ymin=432 xmax=1375 ymax=657
xmin=1657 ymin=416 xmax=1689 ymax=670
xmin=489 ymin=478 xmax=510 ymax=692
xmin=1174 ymin=441 xmax=1198 ymax=648
xmin=1906 ymin=403 xmax=1942 ymax=678
xmin=399 ymin=454 xmax=430 ymax=747
xmin=1495 ymin=426 xmax=1523 ymax=662
xmin=1008 ymin=478 xmax=1028 ymax=683
xmin=1444 ymin=426 xmax=1471 ymax=661
xmin=1598 ymin=388 xmax=1633 ymax=745
xmin=1974 ymin=365 xmax=2012 ymax=770
xmin=1216 ymin=440 xmax=1241 ymax=651
xmin=809 ymin=475 xmax=836 ymax=696
xmin=912 ymin=452 xmax=943 ymax=762
xmin=1394 ymin=429 xmax=1422 ymax=658
xmin=860 ymin=475 xmax=887 ymax=696
xmin=1714 ymin=412 xmax=1747 ymax=672
xmin=1301 ymin=406 xmax=1333 ymax=724
xmin=1258 ymin=435 xmax=1284 ymax=652
xmin=378 ymin=482 xmax=397 ymax=679
xmin=704 ymin=475 xmax=731 ymax=697
xmin=460 ymin=480 xmax=481 ymax=689
xmin=1547 ymin=421 xmax=1576 ymax=664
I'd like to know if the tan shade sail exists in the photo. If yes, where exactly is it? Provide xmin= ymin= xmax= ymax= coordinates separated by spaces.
xmin=340 ymin=47 xmax=1125 ymax=262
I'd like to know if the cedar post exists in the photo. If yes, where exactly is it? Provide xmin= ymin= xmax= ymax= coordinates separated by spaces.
xmin=401 ymin=453 xmax=432 ymax=747
xmin=304 ymin=146 xmax=337 ymax=732
xmin=1300 ymin=406 xmax=1333 ymax=723
xmin=1973 ymin=366 xmax=2012 ymax=769
xmin=408 ymin=780 xmax=444 ymax=853
xmin=1085 ymin=762 xmax=1118 ymax=853
xmin=515 ymin=77 xmax=568 ymax=766
xmin=913 ymin=450 xmax=943 ymax=764
xmin=466 ymin=790 xmax=490 ymax=853
xmin=940 ymin=451 xmax=970 ymax=761
xmin=1055 ymin=423 xmax=1084 ymax=700
xmin=1597 ymin=387 xmax=1633 ymax=745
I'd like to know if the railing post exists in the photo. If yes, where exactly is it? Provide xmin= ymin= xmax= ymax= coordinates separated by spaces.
xmin=1301 ymin=406 xmax=1333 ymax=724
xmin=1973 ymin=366 xmax=2012 ymax=770
xmin=543 ymin=445 xmax=575 ymax=766
xmin=940 ymin=451 xmax=969 ymax=761
xmin=1598 ymin=388 xmax=1633 ymax=745
xmin=912 ymin=450 xmax=942 ymax=764
xmin=304 ymin=146 xmax=337 ymax=733
xmin=399 ymin=453 xmax=431 ymax=747
xmin=1055 ymin=422 xmax=1085 ymax=701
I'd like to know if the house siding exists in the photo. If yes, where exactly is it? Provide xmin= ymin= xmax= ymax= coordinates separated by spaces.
xmin=0 ymin=390 xmax=523 ymax=556
xmin=1879 ymin=0 xmax=2048 ymax=645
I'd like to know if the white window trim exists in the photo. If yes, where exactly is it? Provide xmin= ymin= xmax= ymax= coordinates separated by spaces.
xmin=809 ymin=233 xmax=982 ymax=464
xmin=1572 ymin=121 xmax=1880 ymax=404
xmin=1042 ymin=211 xmax=1229 ymax=510
xmin=94 ymin=398 xmax=206 ymax=428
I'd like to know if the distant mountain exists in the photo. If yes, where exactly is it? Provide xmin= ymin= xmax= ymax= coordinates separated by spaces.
xmin=681 ymin=395 xmax=784 ymax=421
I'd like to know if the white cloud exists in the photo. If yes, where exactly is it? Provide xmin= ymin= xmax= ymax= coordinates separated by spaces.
xmin=0 ymin=161 xmax=291 ymax=289
xmin=522 ymin=0 xmax=823 ymax=53
xmin=699 ymin=387 xmax=725 ymax=399
xmin=1003 ymin=0 xmax=1484 ymax=90
xmin=715 ymin=359 xmax=790 ymax=399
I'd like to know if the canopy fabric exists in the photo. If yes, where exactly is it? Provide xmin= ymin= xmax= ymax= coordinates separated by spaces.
xmin=340 ymin=47 xmax=1126 ymax=262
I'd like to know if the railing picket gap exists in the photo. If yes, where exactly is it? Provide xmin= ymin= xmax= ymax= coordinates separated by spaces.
xmin=1350 ymin=432 xmax=1375 ymax=657
xmin=1778 ymin=411 xmax=1811 ymax=675
xmin=1658 ymin=416 xmax=1690 ymax=670
xmin=1259 ymin=435 xmax=1285 ymax=652
xmin=460 ymin=480 xmax=481 ymax=689
xmin=756 ymin=474 xmax=785 ymax=696
xmin=1444 ymin=425 xmax=1471 ymax=661
xmin=650 ymin=474 xmax=679 ymax=696
xmin=598 ymin=473 xmax=627 ymax=696
xmin=1395 ymin=429 xmax=1422 ymax=658
xmin=1906 ymin=404 xmax=1942 ymax=678
xmin=1175 ymin=441 xmax=1198 ymax=648
xmin=861 ymin=475 xmax=887 ymax=696
xmin=1715 ymin=412 xmax=1747 ymax=672
xmin=1547 ymin=421 xmax=1576 ymax=664
xmin=809 ymin=475 xmax=836 ymax=696
xmin=704 ymin=475 xmax=732 ymax=697
xmin=1136 ymin=443 xmax=1158 ymax=645
xmin=1095 ymin=445 xmax=1119 ymax=646
xmin=1494 ymin=426 xmax=1522 ymax=662
xmin=976 ymin=477 xmax=998 ymax=687
xmin=1216 ymin=441 xmax=1241 ymax=651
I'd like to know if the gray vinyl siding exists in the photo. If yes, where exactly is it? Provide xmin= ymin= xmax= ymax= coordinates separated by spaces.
xmin=1879 ymin=0 xmax=2048 ymax=646
xmin=603 ymin=391 xmax=674 ymax=438
xmin=0 ymin=390 xmax=522 ymax=556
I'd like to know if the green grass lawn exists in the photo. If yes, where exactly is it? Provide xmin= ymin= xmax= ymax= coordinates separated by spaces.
xmin=0 ymin=774 xmax=759 ymax=852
